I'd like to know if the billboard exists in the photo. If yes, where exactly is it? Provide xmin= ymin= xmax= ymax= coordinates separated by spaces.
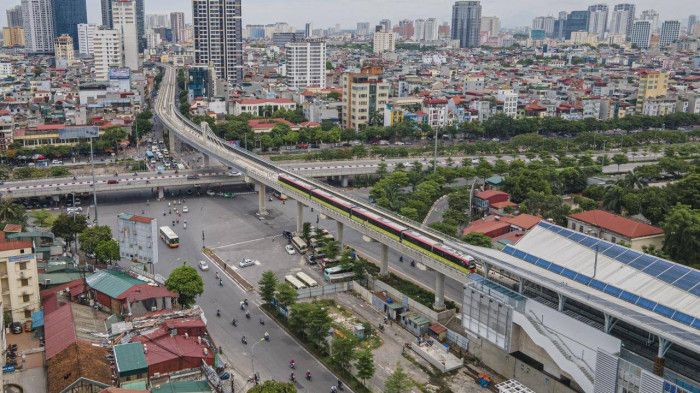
xmin=109 ymin=67 xmax=131 ymax=80
xmin=59 ymin=126 xmax=99 ymax=139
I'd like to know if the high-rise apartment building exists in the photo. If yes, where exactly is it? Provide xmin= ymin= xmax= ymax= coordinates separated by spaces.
xmin=630 ymin=20 xmax=652 ymax=48
xmin=6 ymin=5 xmax=23 ymax=27
xmin=424 ymin=18 xmax=439 ymax=41
xmin=341 ymin=66 xmax=390 ymax=130
xmin=21 ymin=0 xmax=55 ymax=53
xmin=93 ymin=28 xmax=122 ymax=81
xmin=480 ymin=16 xmax=500 ymax=38
xmin=532 ymin=16 xmax=555 ymax=37
xmin=112 ymin=0 xmax=140 ymax=71
xmin=451 ymin=1 xmax=482 ymax=48
xmin=102 ymin=0 xmax=144 ymax=51
xmin=379 ymin=19 xmax=392 ymax=33
xmin=636 ymin=70 xmax=667 ymax=112
xmin=285 ymin=39 xmax=326 ymax=89
xmin=170 ymin=12 xmax=185 ymax=43
xmin=587 ymin=4 xmax=608 ymax=39
xmin=640 ymin=10 xmax=659 ymax=30
xmin=689 ymin=15 xmax=698 ymax=31
xmin=397 ymin=20 xmax=414 ymax=40
xmin=54 ymin=34 xmax=74 ymax=67
xmin=0 ymin=232 xmax=40 ymax=325
xmin=497 ymin=90 xmax=518 ymax=118
xmin=554 ymin=11 xmax=568 ymax=39
xmin=146 ymin=14 xmax=170 ymax=29
xmin=610 ymin=4 xmax=635 ymax=38
xmin=373 ymin=29 xmax=396 ymax=53
xmin=52 ymin=0 xmax=87 ymax=49
xmin=564 ymin=10 xmax=589 ymax=40
xmin=356 ymin=22 xmax=370 ymax=36
xmin=2 ymin=27 xmax=25 ymax=47
xmin=77 ymin=23 xmax=98 ymax=56
xmin=305 ymin=22 xmax=312 ymax=38
xmin=659 ymin=20 xmax=680 ymax=47
xmin=414 ymin=19 xmax=425 ymax=41
xmin=193 ymin=0 xmax=244 ymax=85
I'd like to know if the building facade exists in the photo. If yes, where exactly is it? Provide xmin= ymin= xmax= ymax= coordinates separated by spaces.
xmin=6 ymin=5 xmax=23 ymax=27
xmin=636 ymin=70 xmax=668 ymax=115
xmin=659 ymin=20 xmax=680 ymax=47
xmin=170 ymin=12 xmax=185 ymax=43
xmin=480 ymin=16 xmax=500 ymax=38
xmin=77 ymin=23 xmax=97 ymax=56
xmin=93 ymin=28 xmax=123 ymax=81
xmin=54 ymin=34 xmax=74 ymax=67
xmin=587 ymin=4 xmax=608 ymax=39
xmin=373 ymin=31 xmax=396 ymax=53
xmin=101 ymin=0 xmax=144 ymax=51
xmin=0 ymin=231 xmax=40 ymax=324
xmin=640 ymin=9 xmax=659 ymax=30
xmin=21 ymin=0 xmax=55 ymax=53
xmin=610 ymin=3 xmax=635 ymax=38
xmin=192 ymin=0 xmax=244 ymax=85
xmin=112 ymin=0 xmax=140 ymax=71
xmin=356 ymin=22 xmax=370 ymax=36
xmin=564 ymin=10 xmax=589 ymax=40
xmin=630 ymin=20 xmax=652 ymax=48
xmin=285 ymin=39 xmax=326 ymax=89
xmin=2 ymin=27 xmax=26 ymax=48
xmin=567 ymin=210 xmax=664 ymax=250
xmin=117 ymin=213 xmax=158 ymax=268
xmin=531 ymin=16 xmax=555 ymax=37
xmin=52 ymin=0 xmax=87 ymax=49
xmin=232 ymin=98 xmax=296 ymax=117
xmin=451 ymin=1 xmax=482 ymax=48
xmin=341 ymin=66 xmax=390 ymax=130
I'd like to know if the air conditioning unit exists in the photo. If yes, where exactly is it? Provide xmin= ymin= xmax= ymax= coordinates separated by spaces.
xmin=44 ymin=279 xmax=52 ymax=285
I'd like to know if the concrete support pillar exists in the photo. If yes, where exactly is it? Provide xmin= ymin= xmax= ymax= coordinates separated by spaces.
xmin=654 ymin=337 xmax=671 ymax=376
xmin=557 ymin=293 xmax=566 ymax=312
xmin=336 ymin=221 xmax=344 ymax=245
xmin=518 ymin=280 xmax=524 ymax=294
xmin=341 ymin=176 xmax=349 ymax=188
xmin=126 ymin=301 xmax=132 ymax=316
xmin=257 ymin=182 xmax=267 ymax=216
xmin=604 ymin=313 xmax=617 ymax=333
xmin=433 ymin=272 xmax=446 ymax=310
xmin=202 ymin=154 xmax=210 ymax=167
xmin=296 ymin=201 xmax=304 ymax=233
xmin=168 ymin=132 xmax=176 ymax=153
xmin=483 ymin=263 xmax=490 ymax=277
xmin=379 ymin=243 xmax=389 ymax=276
xmin=157 ymin=187 xmax=164 ymax=200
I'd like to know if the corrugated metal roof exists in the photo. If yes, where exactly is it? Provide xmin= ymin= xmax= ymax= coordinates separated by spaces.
xmin=86 ymin=270 xmax=144 ymax=299
xmin=114 ymin=342 xmax=148 ymax=375
xmin=44 ymin=304 xmax=77 ymax=360
xmin=150 ymin=380 xmax=212 ymax=393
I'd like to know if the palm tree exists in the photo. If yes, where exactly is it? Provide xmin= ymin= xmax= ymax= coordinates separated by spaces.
xmin=603 ymin=185 xmax=625 ymax=213
xmin=0 ymin=200 xmax=26 ymax=226
xmin=622 ymin=171 xmax=647 ymax=190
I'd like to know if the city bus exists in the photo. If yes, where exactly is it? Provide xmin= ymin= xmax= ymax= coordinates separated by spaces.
xmin=296 ymin=272 xmax=318 ymax=287
xmin=291 ymin=236 xmax=307 ymax=254
xmin=284 ymin=275 xmax=306 ymax=290
xmin=323 ymin=265 xmax=354 ymax=283
xmin=159 ymin=226 xmax=179 ymax=248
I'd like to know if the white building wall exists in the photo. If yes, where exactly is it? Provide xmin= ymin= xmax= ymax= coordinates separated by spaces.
xmin=77 ymin=23 xmax=98 ymax=56
xmin=112 ymin=0 xmax=140 ymax=71
xmin=93 ymin=29 xmax=123 ymax=81
xmin=21 ymin=0 xmax=54 ymax=53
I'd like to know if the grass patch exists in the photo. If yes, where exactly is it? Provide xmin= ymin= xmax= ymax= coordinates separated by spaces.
xmin=379 ymin=273 xmax=459 ymax=312
xmin=262 ymin=303 xmax=372 ymax=393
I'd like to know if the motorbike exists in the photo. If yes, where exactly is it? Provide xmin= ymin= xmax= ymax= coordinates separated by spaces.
xmin=245 ymin=311 xmax=250 ymax=319
xmin=219 ymin=279 xmax=223 ymax=287
xmin=259 ymin=318 xmax=265 ymax=325
xmin=216 ymin=309 xmax=220 ymax=317
xmin=241 ymin=336 xmax=247 ymax=345
xmin=289 ymin=361 xmax=296 ymax=369
xmin=264 ymin=332 xmax=270 ymax=341
xmin=305 ymin=371 xmax=312 ymax=381
xmin=232 ymin=319 xmax=237 ymax=327
xmin=290 ymin=373 xmax=296 ymax=383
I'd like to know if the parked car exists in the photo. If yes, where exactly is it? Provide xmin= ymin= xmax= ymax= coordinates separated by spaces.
xmin=285 ymin=245 xmax=296 ymax=255
xmin=239 ymin=258 xmax=256 ymax=268
xmin=187 ymin=174 xmax=200 ymax=180
xmin=198 ymin=260 xmax=209 ymax=271
xmin=282 ymin=231 xmax=293 ymax=241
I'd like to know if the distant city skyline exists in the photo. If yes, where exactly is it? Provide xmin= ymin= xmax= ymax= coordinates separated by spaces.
xmin=1 ymin=0 xmax=697 ymax=29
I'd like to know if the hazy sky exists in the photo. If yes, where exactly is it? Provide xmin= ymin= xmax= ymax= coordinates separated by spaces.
xmin=1 ymin=0 xmax=697 ymax=29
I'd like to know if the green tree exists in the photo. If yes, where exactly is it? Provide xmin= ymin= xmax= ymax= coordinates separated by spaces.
xmin=429 ymin=221 xmax=457 ymax=237
xmin=51 ymin=213 xmax=88 ymax=247
xmin=573 ymin=195 xmax=597 ymax=211
xmin=95 ymin=239 xmax=120 ymax=264
xmin=79 ymin=225 xmax=113 ymax=256
xmin=559 ymin=168 xmax=587 ymax=194
xmin=165 ymin=265 xmax=204 ymax=308
xmin=611 ymin=153 xmax=628 ymax=171
xmin=355 ymin=348 xmax=376 ymax=384
xmin=661 ymin=204 xmax=700 ymax=267
xmin=462 ymin=232 xmax=492 ymax=248
xmin=0 ymin=200 xmax=27 ymax=227
xmin=275 ymin=282 xmax=298 ymax=308
xmin=330 ymin=336 xmax=356 ymax=370
xmin=322 ymin=240 xmax=340 ymax=259
xmin=384 ymin=363 xmax=414 ymax=393
xmin=603 ymin=185 xmax=626 ymax=213
xmin=247 ymin=380 xmax=297 ymax=392
xmin=288 ymin=302 xmax=332 ymax=345
xmin=31 ymin=210 xmax=53 ymax=227
xmin=259 ymin=271 xmax=279 ymax=304
xmin=302 ymin=222 xmax=312 ymax=243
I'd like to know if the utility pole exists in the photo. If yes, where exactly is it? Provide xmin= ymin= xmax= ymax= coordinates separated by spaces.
xmin=433 ymin=127 xmax=438 ymax=173
xmin=90 ymin=137 xmax=98 ymax=225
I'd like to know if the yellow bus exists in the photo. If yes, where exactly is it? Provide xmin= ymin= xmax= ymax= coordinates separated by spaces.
xmin=159 ymin=226 xmax=179 ymax=248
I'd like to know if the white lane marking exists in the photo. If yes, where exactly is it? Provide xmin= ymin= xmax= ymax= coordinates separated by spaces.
xmin=211 ymin=234 xmax=280 ymax=250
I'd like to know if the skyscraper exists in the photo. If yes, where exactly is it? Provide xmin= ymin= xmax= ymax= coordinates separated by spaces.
xmin=587 ymin=4 xmax=608 ymax=39
xmin=424 ymin=18 xmax=439 ymax=41
xmin=532 ymin=16 xmax=555 ymax=37
xmin=170 ymin=12 xmax=185 ymax=43
xmin=480 ymin=16 xmax=500 ymax=38
xmin=373 ymin=27 xmax=395 ymax=53
xmin=397 ymin=20 xmax=414 ymax=40
xmin=193 ymin=0 xmax=243 ymax=85
xmin=77 ymin=23 xmax=98 ymax=55
xmin=659 ymin=20 xmax=680 ymax=47
xmin=285 ymin=39 xmax=326 ymax=89
xmin=414 ymin=19 xmax=425 ymax=41
xmin=356 ymin=22 xmax=370 ymax=36
xmin=451 ymin=1 xmax=482 ymax=48
xmin=610 ymin=4 xmax=635 ymax=38
xmin=112 ymin=0 xmax=139 ymax=70
xmin=21 ymin=0 xmax=55 ymax=53
xmin=102 ymin=0 xmax=144 ymax=51
xmin=93 ymin=28 xmax=122 ymax=81
xmin=564 ymin=10 xmax=589 ymax=40
xmin=630 ymin=20 xmax=651 ymax=48
xmin=640 ymin=10 xmax=659 ymax=30
xmin=6 ymin=5 xmax=23 ymax=27
xmin=305 ymin=22 xmax=312 ymax=38
xmin=379 ymin=19 xmax=392 ymax=33
xmin=688 ymin=15 xmax=698 ymax=31
xmin=52 ymin=0 xmax=87 ymax=49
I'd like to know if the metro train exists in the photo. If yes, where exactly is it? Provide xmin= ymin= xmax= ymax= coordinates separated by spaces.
xmin=278 ymin=173 xmax=477 ymax=273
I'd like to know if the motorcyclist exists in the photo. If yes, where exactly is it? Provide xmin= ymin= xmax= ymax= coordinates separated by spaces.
xmin=259 ymin=318 xmax=265 ymax=325
xmin=216 ymin=309 xmax=220 ymax=317
xmin=264 ymin=332 xmax=270 ymax=340
xmin=305 ymin=370 xmax=312 ymax=380
xmin=289 ymin=359 xmax=295 ymax=369
xmin=290 ymin=373 xmax=295 ymax=382
xmin=231 ymin=318 xmax=237 ymax=326
xmin=245 ymin=311 xmax=250 ymax=319
xmin=241 ymin=336 xmax=247 ymax=344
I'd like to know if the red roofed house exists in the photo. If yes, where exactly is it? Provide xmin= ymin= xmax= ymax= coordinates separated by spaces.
xmin=232 ymin=98 xmax=296 ymax=117
xmin=473 ymin=190 xmax=511 ymax=215
xmin=567 ymin=210 xmax=664 ymax=250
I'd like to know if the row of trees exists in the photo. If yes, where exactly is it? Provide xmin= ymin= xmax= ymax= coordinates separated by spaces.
xmin=4 ymin=126 xmax=130 ymax=161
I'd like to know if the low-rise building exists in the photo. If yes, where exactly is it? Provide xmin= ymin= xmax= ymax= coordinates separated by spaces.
xmin=567 ymin=209 xmax=664 ymax=250
xmin=0 ymin=228 xmax=40 ymax=324
xmin=232 ymin=98 xmax=296 ymax=117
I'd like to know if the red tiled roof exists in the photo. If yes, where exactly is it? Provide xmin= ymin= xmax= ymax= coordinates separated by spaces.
xmin=44 ymin=304 xmax=77 ymax=360
xmin=129 ymin=215 xmax=153 ymax=224
xmin=3 ymin=224 xmax=22 ymax=233
xmin=475 ymin=190 xmax=509 ymax=200
xmin=501 ymin=214 xmax=541 ymax=230
xmin=462 ymin=219 xmax=510 ymax=237
xmin=248 ymin=118 xmax=295 ymax=129
xmin=117 ymin=284 xmax=176 ymax=302
xmin=0 ymin=230 xmax=32 ymax=251
xmin=490 ymin=201 xmax=518 ymax=209
xmin=569 ymin=210 xmax=664 ymax=238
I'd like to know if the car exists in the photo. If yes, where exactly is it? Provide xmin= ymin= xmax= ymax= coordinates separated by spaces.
xmin=107 ymin=179 xmax=119 ymax=184
xmin=282 ymin=231 xmax=293 ymax=241
xmin=67 ymin=206 xmax=83 ymax=214
xmin=285 ymin=245 xmax=296 ymax=255
xmin=187 ymin=174 xmax=200 ymax=180
xmin=228 ymin=171 xmax=242 ymax=177
xmin=206 ymin=190 xmax=216 ymax=196
xmin=182 ymin=206 xmax=189 ymax=213
xmin=198 ymin=260 xmax=209 ymax=271
xmin=52 ymin=159 xmax=63 ymax=165
xmin=239 ymin=258 xmax=256 ymax=268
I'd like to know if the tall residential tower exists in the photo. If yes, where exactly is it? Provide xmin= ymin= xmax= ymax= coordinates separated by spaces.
xmin=52 ymin=0 xmax=88 ymax=49
xmin=192 ymin=0 xmax=244 ymax=85
xmin=451 ymin=1 xmax=482 ymax=48
xmin=21 ymin=0 xmax=55 ymax=53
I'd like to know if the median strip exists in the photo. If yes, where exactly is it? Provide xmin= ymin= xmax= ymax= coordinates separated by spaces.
xmin=202 ymin=247 xmax=254 ymax=292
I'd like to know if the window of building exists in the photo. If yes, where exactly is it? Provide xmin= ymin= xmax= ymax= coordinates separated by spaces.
xmin=24 ymin=309 xmax=32 ymax=319
xmin=22 ymin=294 xmax=30 ymax=303
xmin=21 ymin=278 xmax=28 ymax=287
xmin=19 ymin=262 xmax=27 ymax=270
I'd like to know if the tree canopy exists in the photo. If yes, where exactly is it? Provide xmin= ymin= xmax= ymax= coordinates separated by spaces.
xmin=165 ymin=265 xmax=204 ymax=307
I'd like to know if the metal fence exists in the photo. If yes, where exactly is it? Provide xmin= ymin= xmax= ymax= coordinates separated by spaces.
xmin=296 ymin=282 xmax=352 ymax=299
